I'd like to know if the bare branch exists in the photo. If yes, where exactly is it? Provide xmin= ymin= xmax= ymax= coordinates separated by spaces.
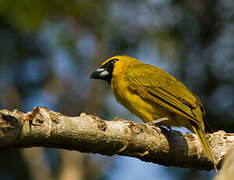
xmin=0 ymin=107 xmax=233 ymax=170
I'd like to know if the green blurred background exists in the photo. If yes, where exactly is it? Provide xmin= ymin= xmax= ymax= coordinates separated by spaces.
xmin=0 ymin=0 xmax=233 ymax=179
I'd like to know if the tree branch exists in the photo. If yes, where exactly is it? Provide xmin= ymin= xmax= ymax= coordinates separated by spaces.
xmin=0 ymin=107 xmax=233 ymax=170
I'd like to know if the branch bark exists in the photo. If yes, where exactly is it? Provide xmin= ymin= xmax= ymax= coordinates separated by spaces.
xmin=0 ymin=107 xmax=233 ymax=170
xmin=214 ymin=150 xmax=234 ymax=180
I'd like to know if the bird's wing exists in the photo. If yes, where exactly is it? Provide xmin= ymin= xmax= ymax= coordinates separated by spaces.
xmin=125 ymin=64 xmax=202 ymax=123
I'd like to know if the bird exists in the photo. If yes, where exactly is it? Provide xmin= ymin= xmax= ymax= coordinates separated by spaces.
xmin=90 ymin=55 xmax=217 ymax=171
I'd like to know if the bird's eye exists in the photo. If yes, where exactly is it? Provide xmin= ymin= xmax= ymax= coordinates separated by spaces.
xmin=101 ymin=58 xmax=118 ymax=70
xmin=110 ymin=58 xmax=118 ymax=64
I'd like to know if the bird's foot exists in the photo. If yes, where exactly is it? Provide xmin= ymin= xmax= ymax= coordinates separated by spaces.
xmin=161 ymin=126 xmax=172 ymax=132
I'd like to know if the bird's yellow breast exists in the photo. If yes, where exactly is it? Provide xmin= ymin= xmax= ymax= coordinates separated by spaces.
xmin=111 ymin=73 xmax=176 ymax=124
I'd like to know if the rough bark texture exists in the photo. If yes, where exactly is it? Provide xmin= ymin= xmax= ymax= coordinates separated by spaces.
xmin=0 ymin=107 xmax=233 ymax=170
xmin=214 ymin=150 xmax=234 ymax=180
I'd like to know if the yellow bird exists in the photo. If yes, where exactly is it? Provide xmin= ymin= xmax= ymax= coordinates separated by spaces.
xmin=90 ymin=55 xmax=217 ymax=171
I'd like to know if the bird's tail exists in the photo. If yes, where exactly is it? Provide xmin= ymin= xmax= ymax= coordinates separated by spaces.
xmin=191 ymin=124 xmax=217 ymax=172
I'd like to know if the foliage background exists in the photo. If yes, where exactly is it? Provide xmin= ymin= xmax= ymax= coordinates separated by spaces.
xmin=0 ymin=0 xmax=233 ymax=179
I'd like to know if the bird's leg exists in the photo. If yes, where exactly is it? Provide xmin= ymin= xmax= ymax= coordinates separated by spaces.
xmin=146 ymin=117 xmax=169 ymax=126
xmin=149 ymin=117 xmax=172 ymax=131
xmin=144 ymin=117 xmax=169 ymax=134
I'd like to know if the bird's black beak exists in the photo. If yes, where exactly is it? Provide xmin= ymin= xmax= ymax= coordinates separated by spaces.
xmin=90 ymin=58 xmax=118 ymax=83
xmin=90 ymin=68 xmax=109 ymax=80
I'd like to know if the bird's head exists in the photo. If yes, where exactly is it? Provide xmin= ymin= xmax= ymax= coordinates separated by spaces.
xmin=90 ymin=55 xmax=141 ymax=83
